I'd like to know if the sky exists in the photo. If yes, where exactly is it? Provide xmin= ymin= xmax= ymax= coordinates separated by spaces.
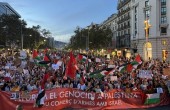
xmin=2 ymin=0 xmax=118 ymax=43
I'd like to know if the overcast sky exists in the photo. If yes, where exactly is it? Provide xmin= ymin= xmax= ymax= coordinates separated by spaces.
xmin=2 ymin=0 xmax=118 ymax=42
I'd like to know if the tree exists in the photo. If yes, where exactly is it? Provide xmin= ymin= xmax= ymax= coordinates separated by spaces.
xmin=0 ymin=14 xmax=27 ymax=48
xmin=0 ymin=14 xmax=51 ymax=49
xmin=68 ymin=24 xmax=112 ymax=50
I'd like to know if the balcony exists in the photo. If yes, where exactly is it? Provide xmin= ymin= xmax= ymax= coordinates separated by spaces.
xmin=161 ymin=2 xmax=166 ymax=6
xmin=161 ymin=12 xmax=166 ymax=15
xmin=160 ymin=22 xmax=169 ymax=28
xmin=117 ymin=0 xmax=131 ymax=10
xmin=143 ymin=5 xmax=151 ymax=11
xmin=117 ymin=16 xmax=130 ymax=24
xmin=117 ymin=7 xmax=131 ymax=17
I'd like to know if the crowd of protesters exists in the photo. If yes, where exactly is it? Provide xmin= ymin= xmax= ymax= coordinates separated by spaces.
xmin=0 ymin=50 xmax=170 ymax=96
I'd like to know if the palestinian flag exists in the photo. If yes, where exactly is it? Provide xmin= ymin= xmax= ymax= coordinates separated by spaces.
xmin=35 ymin=71 xmax=50 ymax=107
xmin=130 ymin=61 xmax=140 ymax=69
xmin=78 ymin=54 xmax=87 ymax=62
xmin=118 ymin=63 xmax=134 ymax=73
xmin=89 ymin=68 xmax=114 ymax=79
xmin=144 ymin=93 xmax=160 ymax=105
xmin=32 ymin=50 xmax=41 ymax=60
xmin=35 ymin=89 xmax=45 ymax=107
xmin=126 ymin=64 xmax=133 ymax=72
xmin=129 ymin=55 xmax=142 ymax=69
xmin=36 ymin=55 xmax=51 ymax=67
xmin=118 ymin=63 xmax=128 ymax=73
xmin=135 ymin=54 xmax=142 ymax=64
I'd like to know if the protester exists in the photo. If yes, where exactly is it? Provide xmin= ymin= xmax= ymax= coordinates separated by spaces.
xmin=0 ymin=50 xmax=170 ymax=108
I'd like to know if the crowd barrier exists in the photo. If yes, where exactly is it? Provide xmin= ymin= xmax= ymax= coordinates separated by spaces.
xmin=0 ymin=88 xmax=170 ymax=110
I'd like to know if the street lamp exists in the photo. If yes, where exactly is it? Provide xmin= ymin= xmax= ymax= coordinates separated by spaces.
xmin=144 ymin=20 xmax=151 ymax=42
xmin=144 ymin=20 xmax=151 ymax=60
xmin=21 ymin=20 xmax=23 ymax=50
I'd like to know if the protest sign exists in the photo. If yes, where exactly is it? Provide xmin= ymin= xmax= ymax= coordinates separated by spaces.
xmin=52 ymin=64 xmax=59 ymax=70
xmin=138 ymin=70 xmax=152 ymax=79
xmin=0 ymin=88 xmax=169 ymax=110
xmin=157 ymin=88 xmax=163 ymax=93
xmin=108 ymin=65 xmax=115 ymax=68
xmin=96 ymin=58 xmax=101 ymax=62
xmin=110 ymin=76 xmax=117 ymax=81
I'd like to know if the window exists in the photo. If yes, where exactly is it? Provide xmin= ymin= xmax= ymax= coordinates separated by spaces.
xmin=161 ymin=0 xmax=166 ymax=5
xmin=161 ymin=27 xmax=167 ymax=35
xmin=118 ymin=32 xmax=120 ymax=36
xmin=145 ymin=10 xmax=150 ymax=19
xmin=124 ymin=30 xmax=126 ymax=34
xmin=161 ymin=16 xmax=167 ymax=23
xmin=135 ymin=6 xmax=137 ymax=13
xmin=135 ymin=30 xmax=137 ymax=36
xmin=135 ymin=23 xmax=137 ymax=29
xmin=128 ymin=29 xmax=130 ymax=34
xmin=135 ymin=15 xmax=137 ymax=21
xmin=161 ymin=7 xmax=166 ymax=15
xmin=145 ymin=0 xmax=149 ymax=7
xmin=122 ymin=31 xmax=124 ymax=35
xmin=128 ymin=21 xmax=130 ymax=26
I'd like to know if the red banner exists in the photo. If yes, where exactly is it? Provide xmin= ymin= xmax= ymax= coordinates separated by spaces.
xmin=0 ymin=88 xmax=170 ymax=110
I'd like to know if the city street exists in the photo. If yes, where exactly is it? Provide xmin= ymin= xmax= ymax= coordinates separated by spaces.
xmin=1 ymin=0 xmax=170 ymax=110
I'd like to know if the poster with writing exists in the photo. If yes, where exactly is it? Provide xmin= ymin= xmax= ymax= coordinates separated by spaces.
xmin=157 ymin=88 xmax=163 ymax=93
xmin=0 ymin=88 xmax=169 ymax=110
xmin=138 ymin=70 xmax=152 ymax=79
xmin=110 ymin=76 xmax=117 ymax=81
xmin=52 ymin=64 xmax=59 ymax=70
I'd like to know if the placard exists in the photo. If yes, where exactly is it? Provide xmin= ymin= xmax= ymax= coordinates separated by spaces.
xmin=52 ymin=64 xmax=59 ymax=70
xmin=110 ymin=76 xmax=117 ymax=81
xmin=138 ymin=70 xmax=152 ymax=79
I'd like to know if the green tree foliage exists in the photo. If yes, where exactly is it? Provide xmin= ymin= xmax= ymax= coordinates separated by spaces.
xmin=0 ymin=14 xmax=51 ymax=49
xmin=68 ymin=25 xmax=112 ymax=50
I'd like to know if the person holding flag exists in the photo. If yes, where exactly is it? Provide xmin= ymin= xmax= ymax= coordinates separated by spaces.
xmin=34 ymin=70 xmax=49 ymax=108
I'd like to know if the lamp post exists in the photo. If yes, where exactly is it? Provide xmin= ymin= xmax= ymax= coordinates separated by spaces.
xmin=86 ymin=28 xmax=89 ymax=51
xmin=21 ymin=20 xmax=23 ymax=50
xmin=144 ymin=20 xmax=151 ymax=60
xmin=144 ymin=20 xmax=151 ymax=42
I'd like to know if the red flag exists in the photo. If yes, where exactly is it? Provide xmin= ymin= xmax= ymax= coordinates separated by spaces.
xmin=65 ymin=52 xmax=77 ymax=79
xmin=43 ymin=55 xmax=50 ymax=61
xmin=126 ymin=64 xmax=133 ymax=72
xmin=78 ymin=54 xmax=83 ymax=60
xmin=44 ymin=48 xmax=48 ymax=54
xmin=32 ymin=49 xmax=38 ymax=59
xmin=135 ymin=54 xmax=142 ymax=63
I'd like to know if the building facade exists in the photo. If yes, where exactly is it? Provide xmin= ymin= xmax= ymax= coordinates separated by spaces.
xmin=131 ymin=0 xmax=170 ymax=61
xmin=0 ymin=2 xmax=20 ymax=17
xmin=100 ymin=14 xmax=118 ymax=49
xmin=117 ymin=0 xmax=132 ymax=58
